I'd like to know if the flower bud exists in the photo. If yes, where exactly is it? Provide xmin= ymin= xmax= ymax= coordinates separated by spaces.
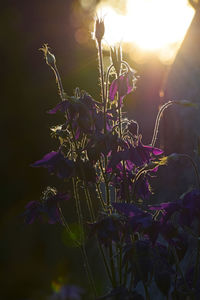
xmin=39 ymin=44 xmax=56 ymax=68
xmin=94 ymin=17 xmax=105 ymax=44
xmin=110 ymin=46 xmax=122 ymax=76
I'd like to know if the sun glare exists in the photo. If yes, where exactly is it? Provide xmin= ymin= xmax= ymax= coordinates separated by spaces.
xmin=96 ymin=0 xmax=195 ymax=63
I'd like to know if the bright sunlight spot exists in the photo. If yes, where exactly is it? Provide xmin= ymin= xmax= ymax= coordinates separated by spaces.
xmin=96 ymin=0 xmax=195 ymax=64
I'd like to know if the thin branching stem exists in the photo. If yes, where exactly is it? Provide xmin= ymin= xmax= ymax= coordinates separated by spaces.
xmin=151 ymin=101 xmax=174 ymax=147
xmin=72 ymin=178 xmax=97 ymax=296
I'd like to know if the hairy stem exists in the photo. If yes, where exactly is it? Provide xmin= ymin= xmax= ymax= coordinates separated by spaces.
xmin=151 ymin=101 xmax=174 ymax=147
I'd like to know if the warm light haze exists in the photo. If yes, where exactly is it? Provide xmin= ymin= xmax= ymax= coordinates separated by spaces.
xmin=96 ymin=0 xmax=195 ymax=64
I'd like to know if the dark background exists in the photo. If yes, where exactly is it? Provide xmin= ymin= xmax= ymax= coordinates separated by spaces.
xmin=1 ymin=0 xmax=195 ymax=299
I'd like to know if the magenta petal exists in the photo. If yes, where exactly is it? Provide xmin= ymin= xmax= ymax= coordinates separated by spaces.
xmin=31 ymin=151 xmax=58 ymax=167
xmin=109 ymin=78 xmax=119 ymax=100
xmin=152 ymin=147 xmax=164 ymax=155
xmin=47 ymin=100 xmax=69 ymax=114
xmin=125 ymin=76 xmax=133 ymax=94
xmin=142 ymin=145 xmax=163 ymax=156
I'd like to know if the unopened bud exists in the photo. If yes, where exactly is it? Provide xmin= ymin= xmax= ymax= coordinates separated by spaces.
xmin=94 ymin=17 xmax=105 ymax=43
xmin=110 ymin=46 xmax=122 ymax=76
xmin=39 ymin=44 xmax=56 ymax=67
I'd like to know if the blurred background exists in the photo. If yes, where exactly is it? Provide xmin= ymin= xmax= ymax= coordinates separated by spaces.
xmin=1 ymin=0 xmax=200 ymax=299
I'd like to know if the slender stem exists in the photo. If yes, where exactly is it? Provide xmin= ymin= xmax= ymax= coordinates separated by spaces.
xmin=98 ymin=242 xmax=114 ymax=286
xmin=129 ymin=271 xmax=134 ymax=291
xmin=84 ymin=184 xmax=95 ymax=222
xmin=53 ymin=64 xmax=66 ymax=101
xmin=143 ymin=281 xmax=151 ymax=300
xmin=105 ymin=64 xmax=114 ymax=101
xmin=132 ymin=168 xmax=147 ymax=201
xmin=96 ymin=183 xmax=106 ymax=210
xmin=97 ymin=40 xmax=105 ymax=104
xmin=172 ymin=246 xmax=189 ymax=292
xmin=58 ymin=204 xmax=80 ymax=247
xmin=151 ymin=101 xmax=173 ymax=147
xmin=98 ymin=159 xmax=110 ymax=206
xmin=72 ymin=178 xmax=97 ymax=296
xmin=119 ymin=244 xmax=122 ymax=285
xmin=123 ymin=260 xmax=129 ymax=287
xmin=109 ymin=244 xmax=117 ymax=287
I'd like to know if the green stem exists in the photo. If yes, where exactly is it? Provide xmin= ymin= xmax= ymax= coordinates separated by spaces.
xmin=96 ymin=183 xmax=106 ymax=210
xmin=58 ymin=204 xmax=80 ymax=247
xmin=98 ymin=242 xmax=114 ymax=286
xmin=143 ymin=281 xmax=151 ymax=300
xmin=151 ymin=101 xmax=173 ymax=147
xmin=132 ymin=168 xmax=147 ymax=202
xmin=172 ymin=246 xmax=189 ymax=292
xmin=97 ymin=40 xmax=105 ymax=104
xmin=72 ymin=178 xmax=97 ymax=296
xmin=84 ymin=184 xmax=95 ymax=222
xmin=123 ymin=261 xmax=129 ymax=287
xmin=109 ymin=244 xmax=117 ymax=287
xmin=119 ymin=244 xmax=122 ymax=285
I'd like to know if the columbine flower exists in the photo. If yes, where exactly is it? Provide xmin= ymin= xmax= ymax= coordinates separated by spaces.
xmin=109 ymin=69 xmax=137 ymax=107
xmin=88 ymin=215 xmax=123 ymax=247
xmin=31 ymin=150 xmax=75 ymax=179
xmin=48 ymin=92 xmax=105 ymax=138
xmin=107 ymin=136 xmax=163 ymax=172
xmin=50 ymin=284 xmax=84 ymax=300
xmin=23 ymin=187 xmax=69 ymax=224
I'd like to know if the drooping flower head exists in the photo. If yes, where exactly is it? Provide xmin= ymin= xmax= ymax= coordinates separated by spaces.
xmin=23 ymin=187 xmax=70 ymax=224
xmin=109 ymin=68 xmax=137 ymax=107
xmin=31 ymin=150 xmax=75 ymax=179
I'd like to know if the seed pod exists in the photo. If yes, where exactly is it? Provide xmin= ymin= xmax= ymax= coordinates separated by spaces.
xmin=94 ymin=17 xmax=105 ymax=44
xmin=39 ymin=44 xmax=56 ymax=68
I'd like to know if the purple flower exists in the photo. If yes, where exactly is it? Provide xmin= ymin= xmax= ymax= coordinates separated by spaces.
xmin=75 ymin=159 xmax=97 ymax=183
xmin=107 ymin=136 xmax=163 ymax=172
xmin=134 ymin=175 xmax=152 ymax=200
xmin=23 ymin=188 xmax=69 ymax=224
xmin=109 ymin=69 xmax=137 ymax=107
xmin=48 ymin=92 xmax=105 ymax=138
xmin=31 ymin=150 xmax=75 ymax=179
xmin=128 ymin=137 xmax=163 ymax=167
xmin=149 ymin=201 xmax=180 ymax=223
xmin=23 ymin=201 xmax=42 ymax=224
xmin=48 ymin=100 xmax=70 ymax=114
xmin=112 ymin=202 xmax=153 ymax=234
xmin=112 ymin=202 xmax=144 ymax=217
xmin=110 ymin=168 xmax=133 ymax=201
xmin=179 ymin=189 xmax=200 ymax=227
xmin=149 ymin=189 xmax=200 ymax=229
xmin=98 ymin=286 xmax=144 ymax=300
xmin=123 ymin=240 xmax=154 ymax=284
xmin=86 ymin=132 xmax=122 ymax=163
xmin=88 ymin=215 xmax=124 ymax=247
xmin=50 ymin=284 xmax=84 ymax=300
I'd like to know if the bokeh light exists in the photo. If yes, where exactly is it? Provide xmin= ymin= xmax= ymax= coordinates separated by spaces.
xmin=96 ymin=0 xmax=195 ymax=64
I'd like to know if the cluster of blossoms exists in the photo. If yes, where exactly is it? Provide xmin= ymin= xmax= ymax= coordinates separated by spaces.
xmin=24 ymin=18 xmax=200 ymax=300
